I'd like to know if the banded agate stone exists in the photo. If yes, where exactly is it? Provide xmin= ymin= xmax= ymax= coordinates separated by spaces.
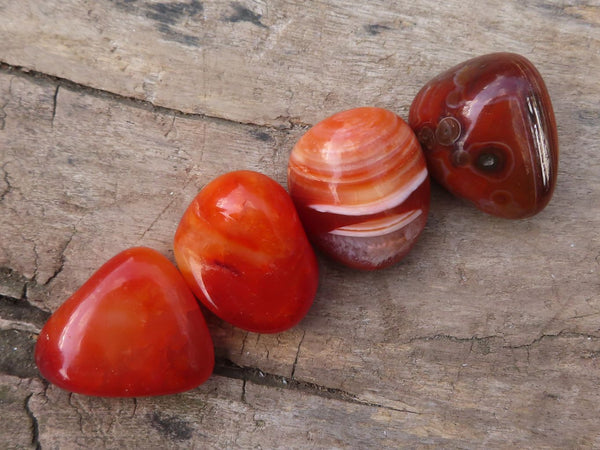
xmin=288 ymin=107 xmax=430 ymax=270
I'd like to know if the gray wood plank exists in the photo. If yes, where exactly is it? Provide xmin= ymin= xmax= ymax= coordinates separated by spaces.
xmin=1 ymin=0 xmax=600 ymax=447
xmin=1 ymin=1 xmax=597 ymax=125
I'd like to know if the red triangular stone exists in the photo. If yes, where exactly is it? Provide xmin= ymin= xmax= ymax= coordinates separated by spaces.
xmin=409 ymin=53 xmax=558 ymax=219
xmin=35 ymin=247 xmax=214 ymax=397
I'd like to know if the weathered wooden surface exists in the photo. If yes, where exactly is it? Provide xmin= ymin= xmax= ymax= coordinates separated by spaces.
xmin=1 ymin=0 xmax=599 ymax=448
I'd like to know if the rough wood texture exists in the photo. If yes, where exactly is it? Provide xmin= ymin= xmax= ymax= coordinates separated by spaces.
xmin=1 ymin=0 xmax=599 ymax=448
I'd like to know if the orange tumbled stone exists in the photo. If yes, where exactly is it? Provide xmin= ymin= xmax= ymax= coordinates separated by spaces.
xmin=174 ymin=170 xmax=319 ymax=333
xmin=35 ymin=247 xmax=215 ymax=397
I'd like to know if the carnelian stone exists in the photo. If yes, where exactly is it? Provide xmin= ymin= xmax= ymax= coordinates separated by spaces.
xmin=35 ymin=247 xmax=215 ymax=397
xmin=288 ymin=107 xmax=430 ymax=270
xmin=409 ymin=53 xmax=558 ymax=219
xmin=174 ymin=170 xmax=319 ymax=333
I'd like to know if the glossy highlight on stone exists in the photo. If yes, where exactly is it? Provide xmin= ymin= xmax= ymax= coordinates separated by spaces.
xmin=288 ymin=107 xmax=430 ymax=270
xmin=409 ymin=52 xmax=558 ymax=219
xmin=35 ymin=247 xmax=215 ymax=397
xmin=174 ymin=170 xmax=319 ymax=333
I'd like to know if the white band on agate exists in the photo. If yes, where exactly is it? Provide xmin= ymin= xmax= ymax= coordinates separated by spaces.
xmin=308 ymin=167 xmax=427 ymax=216
xmin=329 ymin=209 xmax=422 ymax=238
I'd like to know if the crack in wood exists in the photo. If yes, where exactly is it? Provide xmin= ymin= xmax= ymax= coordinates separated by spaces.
xmin=405 ymin=333 xmax=502 ymax=345
xmin=505 ymin=330 xmax=600 ymax=349
xmin=290 ymin=329 xmax=305 ymax=380
xmin=0 ymin=163 xmax=12 ymax=203
xmin=68 ymin=392 xmax=85 ymax=433
xmin=0 ymin=294 xmax=51 ymax=328
xmin=51 ymin=85 xmax=59 ymax=128
xmin=164 ymin=114 xmax=177 ymax=138
xmin=0 ymin=99 xmax=7 ymax=131
xmin=138 ymin=169 xmax=196 ymax=242
xmin=138 ymin=198 xmax=176 ymax=241
xmin=24 ymin=393 xmax=41 ymax=450
xmin=131 ymin=397 xmax=138 ymax=419
xmin=30 ymin=243 xmax=39 ymax=283
xmin=213 ymin=357 xmax=421 ymax=415
xmin=43 ymin=227 xmax=76 ymax=288
xmin=405 ymin=331 xmax=600 ymax=350
xmin=0 ymin=61 xmax=306 ymax=130
xmin=4 ymin=324 xmax=599 ymax=421
xmin=568 ymin=311 xmax=600 ymax=320
xmin=239 ymin=331 xmax=249 ymax=356
xmin=241 ymin=378 xmax=247 ymax=404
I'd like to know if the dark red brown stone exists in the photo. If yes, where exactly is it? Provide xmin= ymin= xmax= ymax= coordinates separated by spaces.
xmin=409 ymin=53 xmax=558 ymax=219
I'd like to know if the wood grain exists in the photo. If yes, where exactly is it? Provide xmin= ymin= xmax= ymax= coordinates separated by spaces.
xmin=1 ymin=0 xmax=597 ymax=125
xmin=1 ymin=0 xmax=600 ymax=448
